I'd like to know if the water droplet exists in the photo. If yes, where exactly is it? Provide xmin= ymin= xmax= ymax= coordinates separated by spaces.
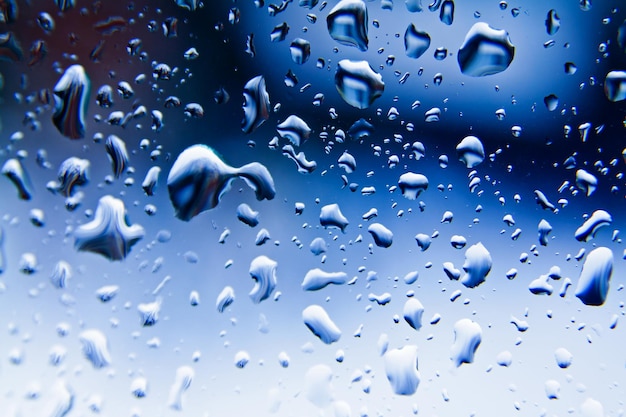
xmin=368 ymin=222 xmax=393 ymax=248
xmin=554 ymin=347 xmax=573 ymax=368
xmin=403 ymin=298 xmax=424 ymax=330
xmin=290 ymin=38 xmax=311 ymax=64
xmin=604 ymin=70 xmax=626 ymax=102
xmin=320 ymin=203 xmax=349 ymax=232
xmin=168 ymin=366 xmax=194 ymax=410
xmin=404 ymin=24 xmax=430 ymax=59
xmin=242 ymin=75 xmax=271 ymax=133
xmin=249 ymin=255 xmax=278 ymax=303
xmin=575 ymin=210 xmax=612 ymax=242
xmin=545 ymin=9 xmax=561 ymax=35
xmin=456 ymin=135 xmax=485 ymax=168
xmin=461 ymin=242 xmax=492 ymax=288
xmin=74 ymin=195 xmax=145 ymax=261
xmin=575 ymin=169 xmax=597 ymax=196
xmin=457 ymin=22 xmax=515 ymax=77
xmin=544 ymin=94 xmax=559 ymax=111
xmin=383 ymin=345 xmax=420 ymax=395
xmin=167 ymin=145 xmax=275 ymax=221
xmin=105 ymin=135 xmax=129 ymax=178
xmin=327 ymin=0 xmax=368 ymax=51
xmin=302 ymin=268 xmax=348 ymax=290
xmin=303 ymin=304 xmax=342 ymax=344
xmin=575 ymin=247 xmax=613 ymax=306
xmin=277 ymin=115 xmax=312 ymax=146
xmin=439 ymin=0 xmax=454 ymax=25
xmin=79 ymin=329 xmax=112 ymax=368
xmin=216 ymin=286 xmax=235 ymax=312
xmin=398 ymin=172 xmax=428 ymax=199
xmin=2 ymin=158 xmax=33 ymax=200
xmin=450 ymin=318 xmax=482 ymax=367
xmin=335 ymin=59 xmax=384 ymax=109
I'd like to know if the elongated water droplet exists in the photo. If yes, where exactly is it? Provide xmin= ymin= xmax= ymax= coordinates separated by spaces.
xmin=79 ymin=329 xmax=112 ymax=368
xmin=52 ymin=64 xmax=90 ymax=139
xmin=242 ymin=75 xmax=270 ymax=133
xmin=249 ymin=255 xmax=278 ymax=303
xmin=168 ymin=366 xmax=194 ymax=410
xmin=2 ymin=158 xmax=33 ymax=200
xmin=302 ymin=268 xmax=348 ymax=291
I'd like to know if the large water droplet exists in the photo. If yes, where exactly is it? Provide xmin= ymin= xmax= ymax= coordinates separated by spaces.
xmin=383 ymin=345 xmax=420 ymax=395
xmin=327 ymin=0 xmax=368 ymax=51
xmin=604 ymin=71 xmax=626 ymax=102
xmin=450 ymin=318 xmax=482 ymax=367
xmin=404 ymin=24 xmax=431 ymax=59
xmin=575 ymin=247 xmax=613 ymax=306
xmin=335 ymin=59 xmax=384 ymax=109
xmin=457 ymin=22 xmax=515 ymax=77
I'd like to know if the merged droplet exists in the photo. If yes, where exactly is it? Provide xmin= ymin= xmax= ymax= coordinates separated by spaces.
xmin=335 ymin=59 xmax=384 ymax=109
xmin=242 ymin=75 xmax=271 ymax=133
xmin=326 ymin=0 xmax=368 ymax=51
xmin=575 ymin=247 xmax=613 ymax=306
xmin=457 ymin=22 xmax=515 ymax=77
xmin=383 ymin=345 xmax=420 ymax=395
xmin=167 ymin=145 xmax=275 ymax=221
xmin=404 ymin=24 xmax=431 ymax=59
xmin=74 ymin=195 xmax=145 ymax=261
xmin=52 ymin=64 xmax=90 ymax=139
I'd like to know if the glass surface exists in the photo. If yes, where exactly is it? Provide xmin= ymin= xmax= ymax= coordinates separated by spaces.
xmin=0 ymin=0 xmax=624 ymax=416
